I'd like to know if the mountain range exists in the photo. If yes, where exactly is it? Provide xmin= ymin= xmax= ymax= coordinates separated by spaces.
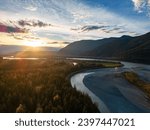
xmin=0 ymin=32 xmax=150 ymax=64
xmin=59 ymin=32 xmax=150 ymax=64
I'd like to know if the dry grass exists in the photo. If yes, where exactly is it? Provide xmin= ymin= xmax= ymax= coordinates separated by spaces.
xmin=123 ymin=71 xmax=150 ymax=98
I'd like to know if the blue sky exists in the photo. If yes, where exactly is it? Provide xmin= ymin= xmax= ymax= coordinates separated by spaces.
xmin=84 ymin=0 xmax=148 ymax=20
xmin=0 ymin=0 xmax=150 ymax=48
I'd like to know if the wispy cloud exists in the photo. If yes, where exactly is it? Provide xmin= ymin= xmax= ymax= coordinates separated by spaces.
xmin=76 ymin=25 xmax=109 ymax=32
xmin=0 ymin=23 xmax=27 ymax=33
xmin=0 ymin=0 xmax=150 ymax=48
xmin=17 ymin=20 xmax=52 ymax=28
xmin=132 ymin=0 xmax=150 ymax=14
xmin=24 ymin=5 xmax=37 ymax=11
xmin=71 ymin=23 xmax=139 ymax=38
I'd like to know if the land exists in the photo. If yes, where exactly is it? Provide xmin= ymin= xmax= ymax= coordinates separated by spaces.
xmin=79 ymin=66 xmax=150 ymax=112
xmin=59 ymin=32 xmax=150 ymax=64
xmin=123 ymin=71 xmax=150 ymax=98
xmin=0 ymin=58 xmax=121 ymax=113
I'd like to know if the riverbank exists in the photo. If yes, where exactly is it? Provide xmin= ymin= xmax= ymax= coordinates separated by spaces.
xmin=67 ymin=60 xmax=122 ymax=80
xmin=71 ymin=61 xmax=150 ymax=112
xmin=123 ymin=71 xmax=150 ymax=98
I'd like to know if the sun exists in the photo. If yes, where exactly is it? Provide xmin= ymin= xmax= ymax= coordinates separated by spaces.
xmin=23 ymin=40 xmax=44 ymax=47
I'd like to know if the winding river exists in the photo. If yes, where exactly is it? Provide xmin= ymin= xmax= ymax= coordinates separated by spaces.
xmin=71 ymin=60 xmax=150 ymax=113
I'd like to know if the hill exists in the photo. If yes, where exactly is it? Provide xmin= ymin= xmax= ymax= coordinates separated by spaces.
xmin=59 ymin=32 xmax=150 ymax=64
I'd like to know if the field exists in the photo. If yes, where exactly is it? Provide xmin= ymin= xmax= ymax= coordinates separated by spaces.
xmin=0 ymin=58 xmax=122 ymax=113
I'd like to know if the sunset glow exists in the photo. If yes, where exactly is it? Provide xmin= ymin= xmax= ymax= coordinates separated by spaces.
xmin=0 ymin=0 xmax=150 ymax=50
xmin=23 ymin=40 xmax=45 ymax=47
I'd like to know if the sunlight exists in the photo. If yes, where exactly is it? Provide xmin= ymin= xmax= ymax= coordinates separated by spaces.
xmin=23 ymin=40 xmax=45 ymax=47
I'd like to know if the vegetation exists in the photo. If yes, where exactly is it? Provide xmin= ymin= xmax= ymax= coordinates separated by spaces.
xmin=0 ymin=58 xmax=121 ymax=113
xmin=123 ymin=71 xmax=150 ymax=98
xmin=68 ymin=60 xmax=122 ymax=69
xmin=97 ymin=61 xmax=122 ymax=68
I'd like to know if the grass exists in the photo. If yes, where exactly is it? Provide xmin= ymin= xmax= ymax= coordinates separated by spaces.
xmin=68 ymin=60 xmax=122 ymax=68
xmin=0 ymin=58 xmax=122 ymax=113
xmin=99 ymin=62 xmax=122 ymax=68
xmin=123 ymin=71 xmax=150 ymax=98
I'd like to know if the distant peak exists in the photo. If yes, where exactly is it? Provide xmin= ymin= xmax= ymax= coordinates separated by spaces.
xmin=145 ymin=32 xmax=150 ymax=35
xmin=121 ymin=35 xmax=131 ymax=38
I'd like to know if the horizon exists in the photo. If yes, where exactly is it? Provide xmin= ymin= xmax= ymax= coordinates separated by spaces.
xmin=0 ymin=0 xmax=150 ymax=50
xmin=0 ymin=0 xmax=150 ymax=116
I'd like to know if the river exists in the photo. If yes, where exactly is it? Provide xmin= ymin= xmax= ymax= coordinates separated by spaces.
xmin=3 ymin=57 xmax=46 ymax=60
xmin=71 ymin=59 xmax=150 ymax=113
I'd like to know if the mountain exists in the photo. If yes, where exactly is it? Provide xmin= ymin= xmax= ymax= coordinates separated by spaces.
xmin=59 ymin=32 xmax=150 ymax=64
xmin=59 ymin=37 xmax=127 ymax=56
xmin=120 ymin=33 xmax=150 ymax=63
xmin=59 ymin=35 xmax=134 ymax=57
xmin=88 ymin=35 xmax=134 ymax=57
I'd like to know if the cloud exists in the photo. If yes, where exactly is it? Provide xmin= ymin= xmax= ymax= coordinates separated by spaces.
xmin=132 ymin=0 xmax=145 ymax=12
xmin=0 ymin=0 xmax=149 ymax=45
xmin=48 ymin=41 xmax=69 ymax=45
xmin=17 ymin=20 xmax=52 ymax=28
xmin=71 ymin=24 xmax=132 ymax=35
xmin=23 ymin=35 xmax=39 ymax=40
xmin=12 ymin=34 xmax=40 ymax=41
xmin=71 ymin=25 xmax=107 ymax=32
xmin=24 ymin=5 xmax=37 ymax=11
xmin=81 ymin=25 xmax=109 ymax=32
xmin=0 ymin=23 xmax=27 ymax=33
xmin=71 ymin=22 xmax=116 ymax=32
xmin=13 ymin=36 xmax=24 ymax=40
xmin=132 ymin=0 xmax=150 ymax=13
xmin=0 ymin=19 xmax=52 ymax=35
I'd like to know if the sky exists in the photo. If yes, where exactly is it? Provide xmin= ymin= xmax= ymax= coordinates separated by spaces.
xmin=0 ymin=0 xmax=150 ymax=49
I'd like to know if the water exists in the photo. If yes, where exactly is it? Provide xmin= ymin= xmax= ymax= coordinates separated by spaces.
xmin=67 ymin=57 xmax=119 ymax=62
xmin=71 ymin=72 xmax=109 ymax=112
xmin=70 ymin=58 xmax=150 ymax=113
xmin=3 ymin=57 xmax=46 ymax=60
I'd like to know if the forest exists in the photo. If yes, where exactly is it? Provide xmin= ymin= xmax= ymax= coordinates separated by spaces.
xmin=0 ymin=58 xmax=121 ymax=113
